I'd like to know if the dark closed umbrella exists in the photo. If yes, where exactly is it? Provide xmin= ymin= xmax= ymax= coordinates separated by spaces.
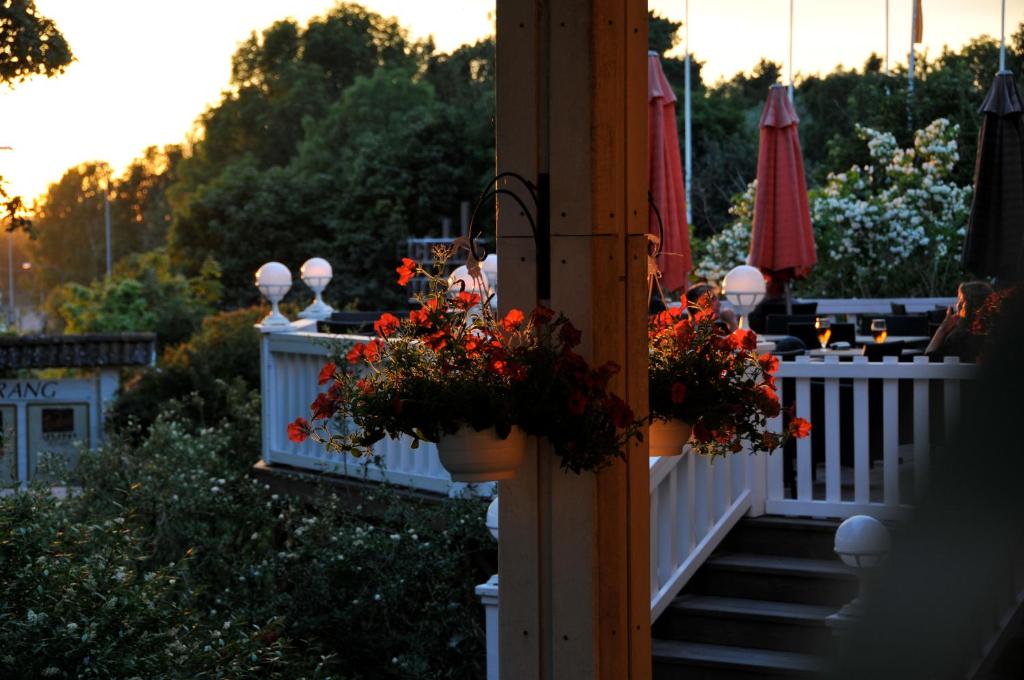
xmin=962 ymin=71 xmax=1024 ymax=282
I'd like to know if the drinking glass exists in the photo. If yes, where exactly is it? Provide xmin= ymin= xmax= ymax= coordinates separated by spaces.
xmin=870 ymin=318 xmax=888 ymax=344
xmin=814 ymin=317 xmax=832 ymax=349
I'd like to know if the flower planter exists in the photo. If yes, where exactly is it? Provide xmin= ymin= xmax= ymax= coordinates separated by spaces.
xmin=648 ymin=419 xmax=693 ymax=457
xmin=437 ymin=426 xmax=527 ymax=482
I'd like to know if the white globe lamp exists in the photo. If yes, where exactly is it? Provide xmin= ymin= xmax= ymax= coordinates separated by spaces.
xmin=486 ymin=497 xmax=499 ymax=541
xmin=298 ymin=257 xmax=335 ymax=320
xmin=830 ymin=514 xmax=892 ymax=622
xmin=834 ymin=514 xmax=891 ymax=569
xmin=255 ymin=262 xmax=293 ymax=329
xmin=722 ymin=265 xmax=767 ymax=329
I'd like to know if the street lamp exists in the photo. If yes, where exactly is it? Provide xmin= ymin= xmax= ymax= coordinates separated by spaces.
xmin=298 ymin=257 xmax=335 ymax=320
xmin=255 ymin=262 xmax=293 ymax=329
xmin=722 ymin=265 xmax=767 ymax=329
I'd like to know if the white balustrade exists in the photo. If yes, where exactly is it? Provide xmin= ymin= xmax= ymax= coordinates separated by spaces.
xmin=648 ymin=445 xmax=766 ymax=620
xmin=260 ymin=331 xmax=486 ymax=497
xmin=259 ymin=321 xmax=977 ymax=634
xmin=767 ymin=354 xmax=975 ymax=520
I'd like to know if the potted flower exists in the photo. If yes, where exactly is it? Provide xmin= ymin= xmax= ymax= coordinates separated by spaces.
xmin=288 ymin=247 xmax=641 ymax=481
xmin=647 ymin=299 xmax=810 ymax=458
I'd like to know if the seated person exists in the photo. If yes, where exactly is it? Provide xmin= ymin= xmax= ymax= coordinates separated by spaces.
xmin=925 ymin=281 xmax=994 ymax=363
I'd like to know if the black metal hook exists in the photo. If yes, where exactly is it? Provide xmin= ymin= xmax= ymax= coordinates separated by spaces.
xmin=464 ymin=171 xmax=550 ymax=301
xmin=647 ymin=191 xmax=665 ymax=249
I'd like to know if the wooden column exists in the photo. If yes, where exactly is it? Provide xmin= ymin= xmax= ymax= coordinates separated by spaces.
xmin=496 ymin=0 xmax=650 ymax=678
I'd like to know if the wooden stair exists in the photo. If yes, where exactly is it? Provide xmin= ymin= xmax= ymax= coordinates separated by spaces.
xmin=652 ymin=516 xmax=857 ymax=679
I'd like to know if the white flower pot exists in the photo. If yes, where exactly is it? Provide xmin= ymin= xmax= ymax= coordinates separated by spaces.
xmin=437 ymin=426 xmax=526 ymax=482
xmin=649 ymin=419 xmax=693 ymax=457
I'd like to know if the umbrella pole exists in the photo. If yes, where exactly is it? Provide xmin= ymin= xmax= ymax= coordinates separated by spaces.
xmin=785 ymin=281 xmax=793 ymax=315
xmin=1000 ymin=0 xmax=1007 ymax=72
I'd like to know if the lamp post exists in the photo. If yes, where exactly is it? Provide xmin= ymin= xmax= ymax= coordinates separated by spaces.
xmin=722 ymin=265 xmax=767 ymax=329
xmin=255 ymin=262 xmax=293 ymax=329
xmin=298 ymin=257 xmax=335 ymax=320
xmin=829 ymin=514 xmax=892 ymax=625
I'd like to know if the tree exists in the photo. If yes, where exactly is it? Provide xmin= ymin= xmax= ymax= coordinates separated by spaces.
xmin=0 ymin=0 xmax=73 ymax=85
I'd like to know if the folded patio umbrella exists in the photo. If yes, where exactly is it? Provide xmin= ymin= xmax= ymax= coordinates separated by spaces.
xmin=962 ymin=71 xmax=1024 ymax=283
xmin=748 ymin=85 xmax=816 ymax=300
xmin=648 ymin=52 xmax=691 ymax=294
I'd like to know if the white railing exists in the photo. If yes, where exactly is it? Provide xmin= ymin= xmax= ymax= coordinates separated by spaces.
xmin=649 ymin=446 xmax=766 ymax=620
xmin=768 ymin=355 xmax=976 ymax=520
xmin=259 ymin=325 xmax=976 ymax=627
xmin=260 ymin=330 xmax=483 ymax=497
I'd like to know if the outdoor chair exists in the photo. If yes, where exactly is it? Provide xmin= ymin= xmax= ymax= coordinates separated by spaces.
xmin=748 ymin=300 xmax=818 ymax=333
xmin=858 ymin=314 xmax=930 ymax=336
xmin=862 ymin=340 xmax=906 ymax=361
xmin=890 ymin=302 xmax=907 ymax=314
xmin=764 ymin=313 xmax=818 ymax=335
xmin=787 ymin=321 xmax=855 ymax=348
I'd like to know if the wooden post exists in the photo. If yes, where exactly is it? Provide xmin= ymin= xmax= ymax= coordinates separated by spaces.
xmin=496 ymin=0 xmax=651 ymax=678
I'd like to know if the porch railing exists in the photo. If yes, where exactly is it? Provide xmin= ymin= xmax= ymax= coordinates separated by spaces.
xmin=259 ymin=326 xmax=976 ymax=616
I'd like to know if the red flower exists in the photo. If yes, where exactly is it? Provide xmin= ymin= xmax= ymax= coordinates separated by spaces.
xmin=558 ymin=321 xmax=582 ymax=349
xmin=346 ymin=343 xmax=365 ymax=364
xmin=671 ymin=382 xmax=688 ymax=404
xmin=567 ymin=391 xmax=588 ymax=416
xmin=356 ymin=378 xmax=373 ymax=394
xmin=396 ymin=258 xmax=417 ymax=286
xmin=531 ymin=306 xmax=555 ymax=325
xmin=729 ymin=328 xmax=758 ymax=351
xmin=287 ymin=417 xmax=311 ymax=443
xmin=424 ymin=330 xmax=448 ymax=351
xmin=409 ymin=307 xmax=432 ymax=328
xmin=757 ymin=384 xmax=781 ymax=418
xmin=692 ymin=421 xmax=711 ymax=443
xmin=374 ymin=313 xmax=401 ymax=338
xmin=363 ymin=339 xmax=383 ymax=362
xmin=318 ymin=362 xmax=337 ymax=386
xmin=311 ymin=392 xmax=337 ymax=420
xmin=605 ymin=394 xmax=634 ymax=429
xmin=502 ymin=309 xmax=525 ymax=331
xmin=758 ymin=353 xmax=779 ymax=375
xmin=454 ymin=291 xmax=481 ymax=310
xmin=789 ymin=417 xmax=812 ymax=439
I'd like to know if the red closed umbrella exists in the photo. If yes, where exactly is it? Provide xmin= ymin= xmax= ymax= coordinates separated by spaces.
xmin=748 ymin=85 xmax=816 ymax=293
xmin=648 ymin=52 xmax=691 ymax=294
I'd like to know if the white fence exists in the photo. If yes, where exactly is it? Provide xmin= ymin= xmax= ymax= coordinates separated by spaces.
xmin=260 ymin=331 xmax=482 ymax=497
xmin=259 ymin=325 xmax=976 ymax=621
xmin=768 ymin=354 xmax=975 ymax=520
xmin=649 ymin=446 xmax=766 ymax=620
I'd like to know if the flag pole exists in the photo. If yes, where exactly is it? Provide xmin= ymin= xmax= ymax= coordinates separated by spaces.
xmin=788 ymin=0 xmax=795 ymax=101
xmin=907 ymin=0 xmax=917 ymax=131
xmin=885 ymin=0 xmax=890 ymax=74
xmin=684 ymin=0 xmax=693 ymax=225
xmin=1000 ymin=0 xmax=1007 ymax=72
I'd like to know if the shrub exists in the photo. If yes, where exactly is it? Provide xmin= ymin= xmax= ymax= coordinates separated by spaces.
xmin=0 ymin=393 xmax=492 ymax=678
xmin=108 ymin=306 xmax=262 ymax=438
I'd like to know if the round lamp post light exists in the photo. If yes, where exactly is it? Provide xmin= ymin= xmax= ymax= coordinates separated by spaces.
xmin=830 ymin=514 xmax=892 ymax=623
xmin=255 ymin=262 xmax=293 ymax=329
xmin=722 ymin=265 xmax=767 ymax=329
xmin=298 ymin=257 xmax=335 ymax=320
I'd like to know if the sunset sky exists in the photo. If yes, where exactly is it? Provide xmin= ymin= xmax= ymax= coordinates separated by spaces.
xmin=1 ymin=0 xmax=1020 ymax=203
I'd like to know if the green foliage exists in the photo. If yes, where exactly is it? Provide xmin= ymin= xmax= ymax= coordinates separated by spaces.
xmin=0 ymin=393 xmax=492 ymax=678
xmin=167 ymin=4 xmax=494 ymax=311
xmin=108 ymin=306 xmax=262 ymax=437
xmin=46 ymin=249 xmax=219 ymax=347
xmin=0 ymin=0 xmax=72 ymax=85
xmin=648 ymin=12 xmax=681 ymax=56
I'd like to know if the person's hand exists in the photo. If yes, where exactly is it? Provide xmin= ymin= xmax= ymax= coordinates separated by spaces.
xmin=937 ymin=306 xmax=958 ymax=334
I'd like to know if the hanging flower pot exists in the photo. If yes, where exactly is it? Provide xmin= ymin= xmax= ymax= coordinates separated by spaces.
xmin=437 ymin=426 xmax=527 ymax=482
xmin=648 ymin=419 xmax=692 ymax=457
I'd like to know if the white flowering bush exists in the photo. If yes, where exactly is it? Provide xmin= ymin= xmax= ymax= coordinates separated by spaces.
xmin=693 ymin=180 xmax=755 ymax=283
xmin=0 ymin=393 xmax=492 ymax=678
xmin=804 ymin=118 xmax=971 ymax=297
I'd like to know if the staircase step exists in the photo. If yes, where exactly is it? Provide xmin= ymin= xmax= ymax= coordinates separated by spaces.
xmin=652 ymin=639 xmax=825 ymax=679
xmin=654 ymin=595 xmax=837 ymax=653
xmin=691 ymin=553 xmax=858 ymax=606
xmin=722 ymin=516 xmax=841 ymax=560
